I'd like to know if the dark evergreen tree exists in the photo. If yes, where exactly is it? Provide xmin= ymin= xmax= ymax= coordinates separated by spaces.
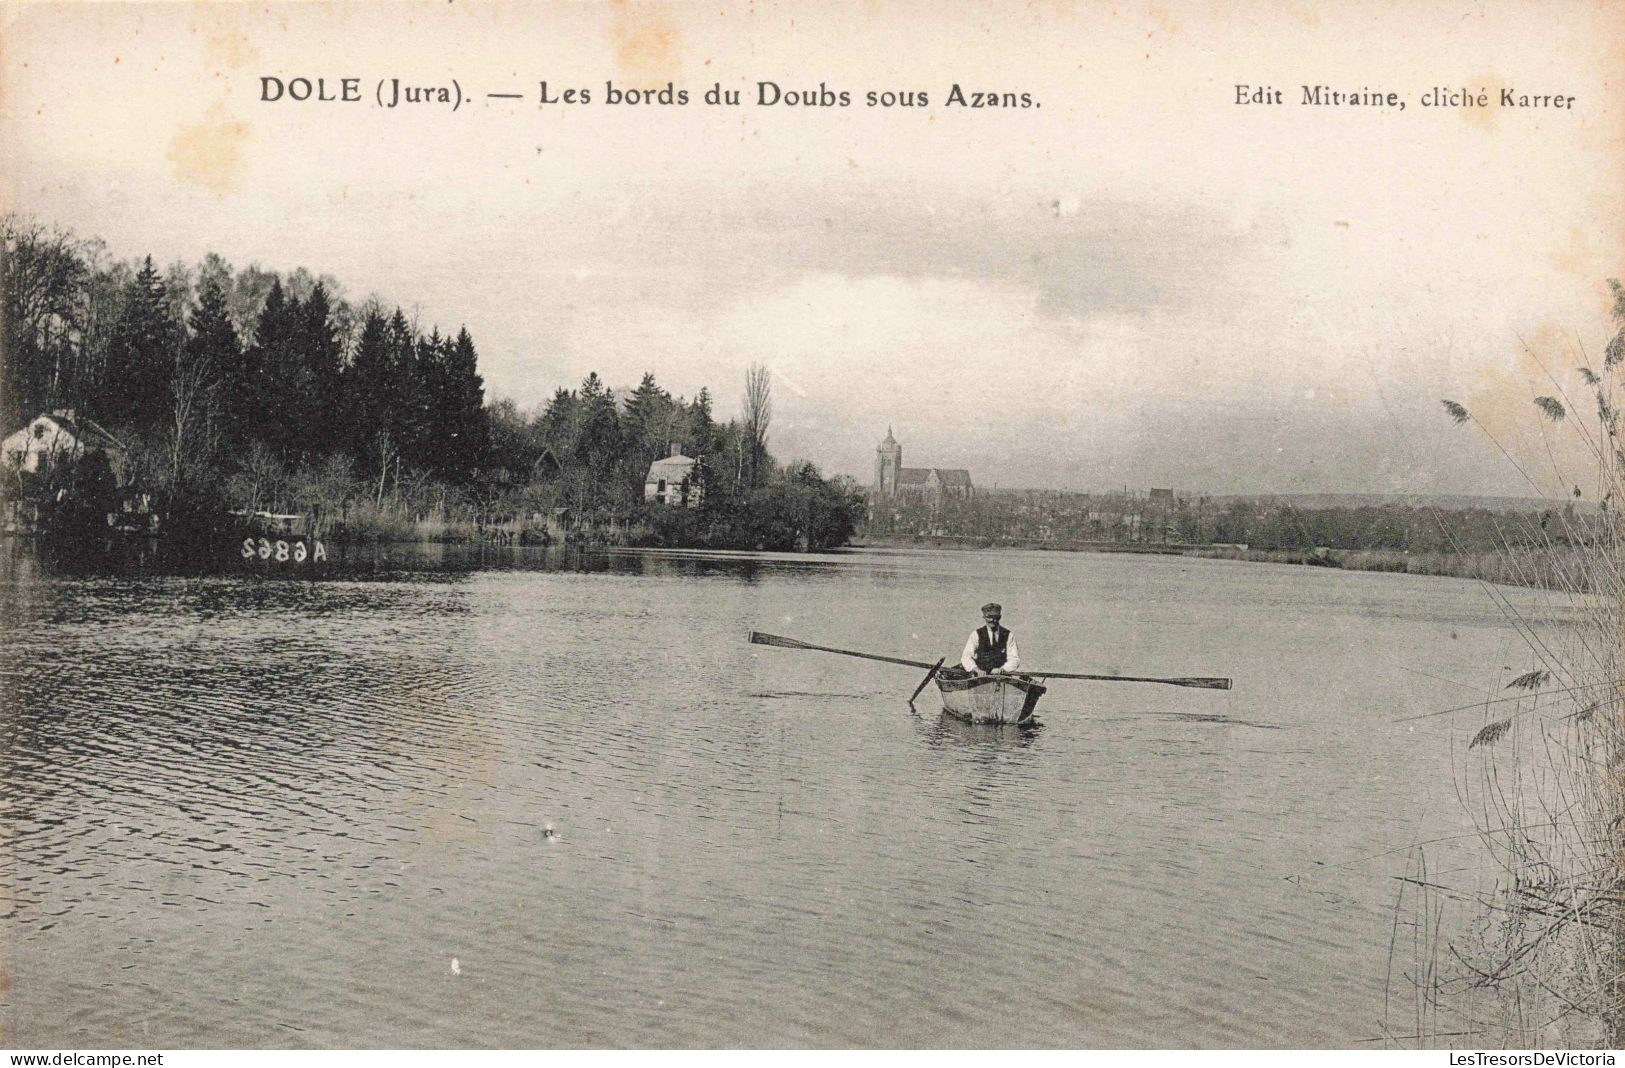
xmin=383 ymin=310 xmax=415 ymax=439
xmin=402 ymin=327 xmax=444 ymax=474
xmin=243 ymin=279 xmax=308 ymax=457
xmin=182 ymin=277 xmax=238 ymax=453
xmin=390 ymin=308 xmax=419 ymax=373
xmin=689 ymin=388 xmax=717 ymax=458
xmin=484 ymin=397 xmax=540 ymax=481
xmin=537 ymin=387 xmax=578 ymax=462
xmin=346 ymin=309 xmax=392 ymax=458
xmin=563 ymin=373 xmax=620 ymax=511
xmin=299 ymin=283 xmax=345 ymax=457
xmin=220 ymin=283 xmax=268 ymax=453
xmin=187 ymin=279 xmax=238 ymax=374
xmin=441 ymin=327 xmax=487 ymax=480
xmin=619 ymin=372 xmax=678 ymax=498
xmin=342 ymin=308 xmax=414 ymax=501
xmin=622 ymin=373 xmax=668 ymax=455
xmin=578 ymin=372 xmax=620 ymax=463
xmin=102 ymin=256 xmax=178 ymax=430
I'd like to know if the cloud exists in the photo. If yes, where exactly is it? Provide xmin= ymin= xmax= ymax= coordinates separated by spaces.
xmin=557 ymin=182 xmax=1256 ymax=326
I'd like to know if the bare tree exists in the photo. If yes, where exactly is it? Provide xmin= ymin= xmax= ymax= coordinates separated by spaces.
xmin=162 ymin=259 xmax=195 ymax=324
xmin=166 ymin=341 xmax=218 ymax=491
xmin=370 ymin=429 xmax=400 ymax=508
xmin=289 ymin=452 xmax=355 ymax=533
xmin=78 ymin=240 xmax=127 ymax=411
xmin=2 ymin=215 xmax=89 ymax=421
xmin=231 ymin=441 xmax=285 ymax=513
xmin=743 ymin=363 xmax=771 ymax=486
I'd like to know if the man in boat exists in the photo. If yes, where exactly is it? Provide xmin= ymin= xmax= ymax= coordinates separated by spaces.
xmin=960 ymin=602 xmax=1022 ymax=675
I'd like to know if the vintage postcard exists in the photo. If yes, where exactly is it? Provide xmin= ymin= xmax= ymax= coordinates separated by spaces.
xmin=2 ymin=0 xmax=1622 ymax=1052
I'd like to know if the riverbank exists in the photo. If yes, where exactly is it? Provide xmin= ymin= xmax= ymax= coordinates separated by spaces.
xmin=851 ymin=534 xmax=1595 ymax=590
xmin=850 ymin=533 xmax=1182 ymax=556
xmin=1188 ymin=545 xmax=1595 ymax=590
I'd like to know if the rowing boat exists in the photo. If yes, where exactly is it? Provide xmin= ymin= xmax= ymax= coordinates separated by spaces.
xmin=744 ymin=632 xmax=1226 ymax=725
xmin=933 ymin=668 xmax=1046 ymax=724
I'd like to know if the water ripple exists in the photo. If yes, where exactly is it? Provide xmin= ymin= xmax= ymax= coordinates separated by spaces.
xmin=2 ymin=550 xmax=1512 ymax=1046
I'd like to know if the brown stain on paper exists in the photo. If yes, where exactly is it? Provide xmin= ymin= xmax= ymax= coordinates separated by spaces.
xmin=609 ymin=0 xmax=683 ymax=82
xmin=1462 ymin=75 xmax=1505 ymax=133
xmin=1464 ymin=321 xmax=1575 ymax=480
xmin=1549 ymin=224 xmax=1600 ymax=281
xmin=166 ymin=103 xmax=249 ymax=196
xmin=192 ymin=14 xmax=258 ymax=71
xmin=154 ymin=7 xmax=260 ymax=197
xmin=1145 ymin=3 xmax=1180 ymax=37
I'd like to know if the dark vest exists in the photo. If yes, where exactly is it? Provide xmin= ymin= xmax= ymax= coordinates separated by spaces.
xmin=974 ymin=626 xmax=1011 ymax=672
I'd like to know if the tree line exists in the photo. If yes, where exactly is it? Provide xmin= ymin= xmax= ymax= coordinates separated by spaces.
xmin=867 ymin=487 xmax=1592 ymax=555
xmin=489 ymin=366 xmax=865 ymax=550
xmin=1 ymin=215 xmax=864 ymax=551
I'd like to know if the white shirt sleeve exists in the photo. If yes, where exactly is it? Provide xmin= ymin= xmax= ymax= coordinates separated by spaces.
xmin=1000 ymin=636 xmax=1021 ymax=673
xmin=960 ymin=631 xmax=981 ymax=672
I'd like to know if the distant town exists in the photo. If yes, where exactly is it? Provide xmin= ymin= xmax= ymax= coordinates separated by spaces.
xmin=861 ymin=428 xmax=1585 ymax=562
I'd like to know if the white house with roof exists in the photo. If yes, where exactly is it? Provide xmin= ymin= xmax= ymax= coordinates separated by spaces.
xmin=1 ymin=409 xmax=127 ymax=480
xmin=644 ymin=446 xmax=701 ymax=507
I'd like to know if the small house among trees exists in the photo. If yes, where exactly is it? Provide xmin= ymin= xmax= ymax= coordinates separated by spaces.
xmin=1 ymin=409 xmax=126 ymax=481
xmin=645 ymin=447 xmax=700 ymax=506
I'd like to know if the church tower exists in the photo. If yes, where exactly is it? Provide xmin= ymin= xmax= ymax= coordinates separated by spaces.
xmin=875 ymin=428 xmax=902 ymax=496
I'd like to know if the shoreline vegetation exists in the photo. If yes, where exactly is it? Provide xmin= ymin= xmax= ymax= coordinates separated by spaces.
xmin=0 ymin=214 xmax=866 ymax=557
xmin=849 ymin=534 xmax=1599 ymax=590
xmin=1378 ymin=280 xmax=1625 ymax=1048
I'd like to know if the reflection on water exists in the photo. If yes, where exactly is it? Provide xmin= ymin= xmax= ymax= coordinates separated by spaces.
xmin=920 ymin=712 xmax=1045 ymax=750
xmin=0 ymin=541 xmax=1559 ymax=1046
xmin=5 ymin=536 xmax=810 ymax=583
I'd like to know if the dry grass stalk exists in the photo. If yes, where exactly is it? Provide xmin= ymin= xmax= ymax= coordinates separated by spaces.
xmin=1392 ymin=280 xmax=1625 ymax=1047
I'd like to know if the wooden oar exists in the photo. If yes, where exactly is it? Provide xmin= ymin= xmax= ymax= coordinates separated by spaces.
xmin=1028 ymin=670 xmax=1232 ymax=690
xmin=749 ymin=630 xmax=1231 ymax=690
xmin=908 ymin=658 xmax=947 ymax=707
xmin=748 ymin=631 xmax=936 ymax=669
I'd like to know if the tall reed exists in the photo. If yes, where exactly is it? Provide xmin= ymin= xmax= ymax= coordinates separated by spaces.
xmin=1393 ymin=281 xmax=1625 ymax=1046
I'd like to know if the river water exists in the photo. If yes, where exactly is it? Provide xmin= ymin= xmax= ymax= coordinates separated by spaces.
xmin=0 ymin=544 xmax=1573 ymax=1047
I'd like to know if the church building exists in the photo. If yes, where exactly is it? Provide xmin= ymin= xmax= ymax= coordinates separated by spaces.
xmin=873 ymin=428 xmax=974 ymax=503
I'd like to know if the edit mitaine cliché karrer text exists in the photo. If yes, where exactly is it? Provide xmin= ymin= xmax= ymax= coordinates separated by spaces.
xmin=1235 ymin=83 xmax=1575 ymax=109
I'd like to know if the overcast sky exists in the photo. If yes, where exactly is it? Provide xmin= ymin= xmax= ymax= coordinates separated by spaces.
xmin=4 ymin=1 xmax=1621 ymax=496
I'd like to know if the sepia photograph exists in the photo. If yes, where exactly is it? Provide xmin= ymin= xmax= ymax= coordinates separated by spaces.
xmin=2 ymin=0 xmax=1623 ymax=1052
